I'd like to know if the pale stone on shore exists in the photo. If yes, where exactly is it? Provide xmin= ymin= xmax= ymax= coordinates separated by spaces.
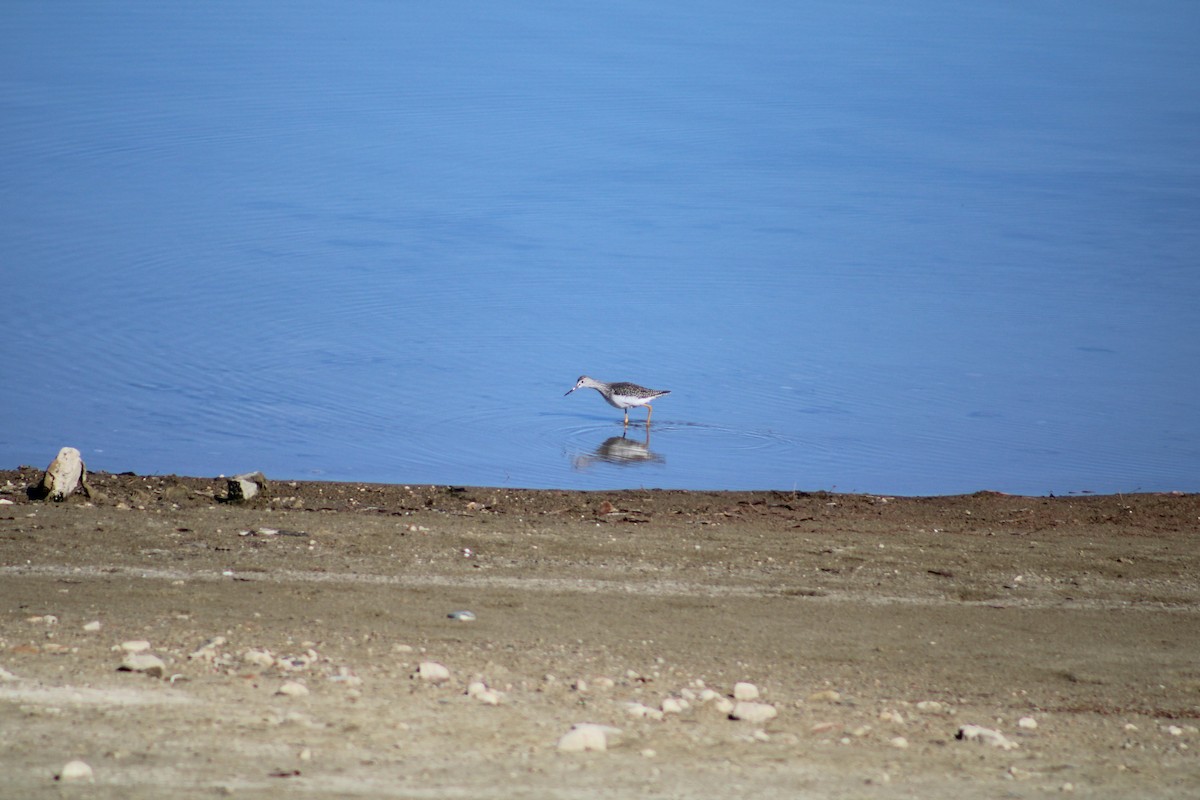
xmin=119 ymin=640 xmax=151 ymax=654
xmin=957 ymin=724 xmax=1018 ymax=750
xmin=1018 ymin=716 xmax=1038 ymax=730
xmin=807 ymin=689 xmax=841 ymax=703
xmin=226 ymin=471 xmax=268 ymax=502
xmin=415 ymin=661 xmax=451 ymax=684
xmin=58 ymin=760 xmax=94 ymax=783
xmin=557 ymin=723 xmax=621 ymax=752
xmin=733 ymin=681 xmax=760 ymax=701
xmin=242 ymin=649 xmax=275 ymax=668
xmin=661 ymin=696 xmax=687 ymax=714
xmin=119 ymin=652 xmax=165 ymax=675
xmin=83 ymin=620 xmax=102 ymax=632
xmin=277 ymin=681 xmax=310 ymax=697
xmin=466 ymin=681 xmax=503 ymax=705
xmin=730 ymin=701 xmax=778 ymax=724
xmin=119 ymin=652 xmax=166 ymax=678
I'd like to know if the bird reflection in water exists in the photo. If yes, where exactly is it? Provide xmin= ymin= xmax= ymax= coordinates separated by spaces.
xmin=572 ymin=427 xmax=665 ymax=470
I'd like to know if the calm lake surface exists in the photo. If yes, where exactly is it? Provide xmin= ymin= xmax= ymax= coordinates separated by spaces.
xmin=4 ymin=2 xmax=1199 ymax=494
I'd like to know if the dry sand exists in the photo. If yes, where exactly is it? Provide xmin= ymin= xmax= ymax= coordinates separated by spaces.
xmin=1 ymin=467 xmax=1198 ymax=798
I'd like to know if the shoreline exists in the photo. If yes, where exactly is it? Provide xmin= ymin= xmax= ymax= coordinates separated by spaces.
xmin=2 ymin=467 xmax=1198 ymax=798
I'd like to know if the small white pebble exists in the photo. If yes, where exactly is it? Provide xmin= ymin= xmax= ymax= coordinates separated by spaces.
xmin=120 ymin=640 xmax=152 ymax=653
xmin=661 ymin=697 xmax=686 ymax=714
xmin=59 ymin=760 xmax=94 ymax=783
xmin=733 ymin=682 xmax=760 ymax=701
xmin=414 ymin=661 xmax=451 ymax=684
xmin=277 ymin=681 xmax=309 ymax=697
xmin=82 ymin=620 xmax=102 ymax=632
xmin=557 ymin=723 xmax=620 ymax=753
xmin=890 ymin=736 xmax=909 ymax=749
xmin=807 ymin=689 xmax=841 ymax=703
xmin=730 ymin=701 xmax=778 ymax=724
xmin=119 ymin=653 xmax=166 ymax=678
xmin=1018 ymin=716 xmax=1038 ymax=730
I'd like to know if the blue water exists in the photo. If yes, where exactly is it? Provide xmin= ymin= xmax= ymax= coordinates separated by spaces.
xmin=3 ymin=2 xmax=1199 ymax=494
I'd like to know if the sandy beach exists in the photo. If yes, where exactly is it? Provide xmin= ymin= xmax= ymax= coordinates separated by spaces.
xmin=1 ymin=467 xmax=1198 ymax=798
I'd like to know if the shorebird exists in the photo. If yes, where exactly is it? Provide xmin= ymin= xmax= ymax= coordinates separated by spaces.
xmin=564 ymin=376 xmax=670 ymax=426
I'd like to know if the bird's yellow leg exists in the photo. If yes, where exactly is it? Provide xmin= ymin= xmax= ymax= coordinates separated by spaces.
xmin=645 ymin=404 xmax=653 ymax=425
xmin=623 ymin=409 xmax=629 ymax=427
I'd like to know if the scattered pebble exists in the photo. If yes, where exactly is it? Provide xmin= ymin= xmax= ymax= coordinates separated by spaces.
xmin=733 ymin=682 xmax=760 ymax=701
xmin=466 ymin=681 xmax=503 ymax=705
xmin=557 ymin=723 xmax=621 ymax=752
xmin=26 ymin=615 xmax=59 ymax=625
xmin=661 ymin=696 xmax=687 ymax=715
xmin=277 ymin=681 xmax=310 ymax=697
xmin=0 ymin=666 xmax=18 ymax=682
xmin=916 ymin=700 xmax=946 ymax=713
xmin=119 ymin=640 xmax=152 ymax=654
xmin=625 ymin=702 xmax=664 ymax=721
xmin=119 ymin=653 xmax=166 ymax=678
xmin=730 ymin=701 xmax=778 ymax=724
xmin=807 ymin=689 xmax=841 ymax=704
xmin=957 ymin=724 xmax=1018 ymax=750
xmin=890 ymin=736 xmax=909 ymax=749
xmin=879 ymin=709 xmax=905 ymax=725
xmin=414 ymin=661 xmax=451 ymax=684
xmin=1018 ymin=716 xmax=1038 ymax=730
xmin=447 ymin=610 xmax=477 ymax=622
xmin=189 ymin=636 xmax=226 ymax=661
xmin=82 ymin=620 xmax=102 ymax=632
xmin=58 ymin=760 xmax=94 ymax=783
xmin=243 ymin=649 xmax=275 ymax=668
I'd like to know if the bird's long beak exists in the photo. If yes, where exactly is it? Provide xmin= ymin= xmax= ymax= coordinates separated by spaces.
xmin=564 ymin=387 xmax=576 ymax=396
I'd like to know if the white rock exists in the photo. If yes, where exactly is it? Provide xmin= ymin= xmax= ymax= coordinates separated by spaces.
xmin=277 ymin=681 xmax=309 ymax=697
xmin=59 ymin=760 xmax=94 ymax=783
xmin=557 ymin=723 xmax=621 ymax=753
xmin=83 ymin=620 xmax=102 ymax=632
xmin=733 ymin=682 xmax=760 ymax=701
xmin=730 ymin=701 xmax=778 ymax=724
xmin=227 ymin=471 xmax=268 ymax=502
xmin=698 ymin=688 xmax=722 ymax=703
xmin=713 ymin=696 xmax=736 ymax=714
xmin=466 ymin=681 xmax=503 ymax=705
xmin=189 ymin=636 xmax=226 ymax=661
xmin=957 ymin=724 xmax=1018 ymax=750
xmin=661 ymin=697 xmax=687 ymax=714
xmin=242 ymin=648 xmax=275 ymax=668
xmin=808 ymin=689 xmax=841 ymax=703
xmin=890 ymin=736 xmax=909 ymax=749
xmin=1018 ymin=716 xmax=1038 ymax=730
xmin=916 ymin=700 xmax=945 ymax=713
xmin=0 ymin=666 xmax=18 ymax=681
xmin=120 ymin=640 xmax=152 ymax=653
xmin=625 ymin=702 xmax=664 ymax=720
xmin=415 ymin=661 xmax=451 ymax=684
xmin=119 ymin=653 xmax=166 ymax=678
